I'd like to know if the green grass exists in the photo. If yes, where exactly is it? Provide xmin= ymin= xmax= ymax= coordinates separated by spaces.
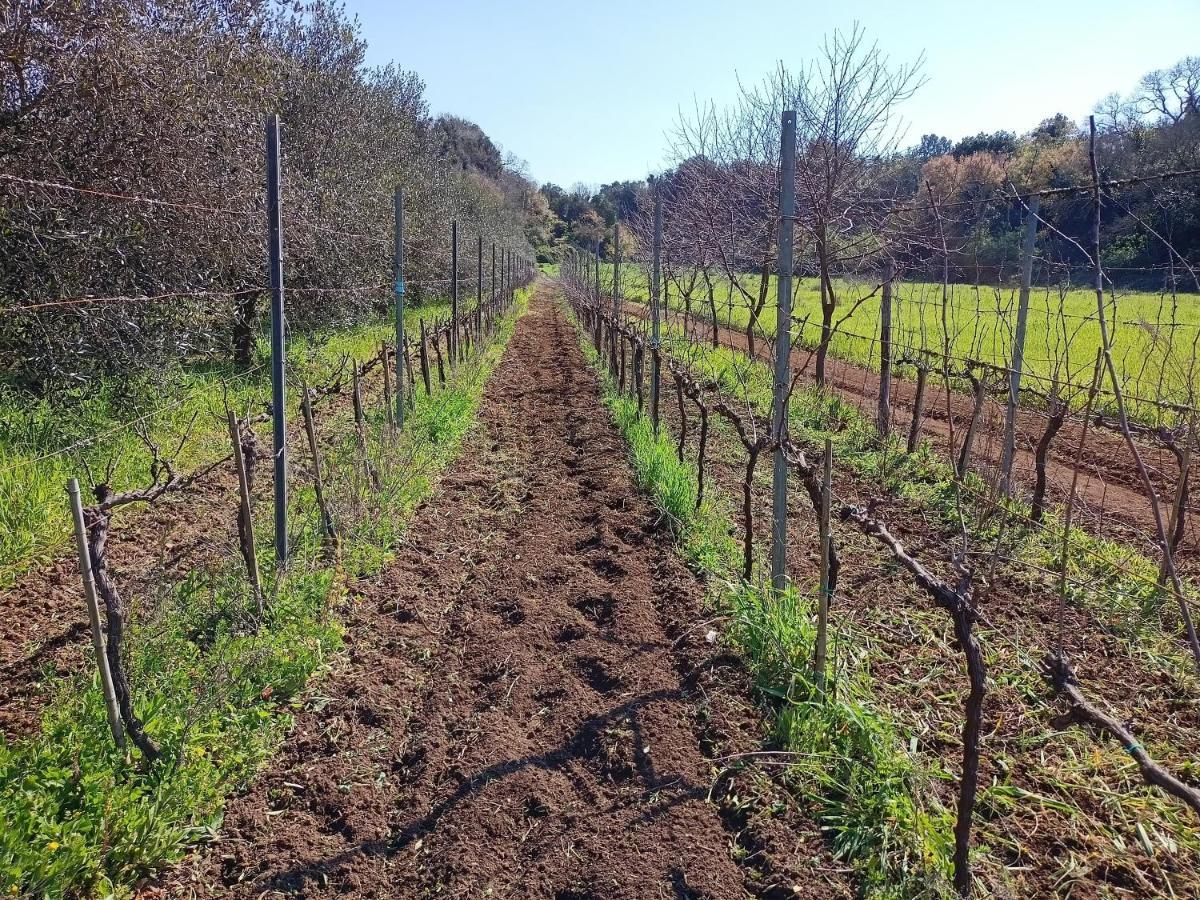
xmin=0 ymin=291 xmax=528 ymax=899
xmin=564 ymin=299 xmax=954 ymax=897
xmin=658 ymin=318 xmax=1200 ymax=679
xmin=598 ymin=262 xmax=1200 ymax=421
xmin=0 ymin=301 xmax=453 ymax=588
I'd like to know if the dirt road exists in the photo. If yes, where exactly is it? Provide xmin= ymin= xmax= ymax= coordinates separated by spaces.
xmin=152 ymin=287 xmax=851 ymax=899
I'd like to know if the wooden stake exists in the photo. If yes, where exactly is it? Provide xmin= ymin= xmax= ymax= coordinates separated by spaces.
xmin=418 ymin=318 xmax=432 ymax=395
xmin=381 ymin=342 xmax=395 ymax=430
xmin=877 ymin=263 xmax=893 ymax=440
xmin=352 ymin=363 xmax=381 ymax=493
xmin=814 ymin=438 xmax=832 ymax=695
xmin=432 ymin=320 xmax=447 ymax=385
xmin=404 ymin=339 xmax=417 ymax=408
xmin=227 ymin=411 xmax=263 ymax=614
xmin=300 ymin=381 xmax=337 ymax=546
xmin=67 ymin=478 xmax=126 ymax=750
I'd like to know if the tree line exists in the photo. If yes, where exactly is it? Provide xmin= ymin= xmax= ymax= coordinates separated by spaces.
xmin=537 ymin=33 xmax=1198 ymax=295
xmin=0 ymin=0 xmax=540 ymax=395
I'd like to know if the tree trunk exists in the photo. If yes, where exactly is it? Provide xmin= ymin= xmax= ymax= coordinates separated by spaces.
xmin=953 ymin=609 xmax=987 ymax=898
xmin=1031 ymin=399 xmax=1067 ymax=523
xmin=815 ymin=240 xmax=835 ymax=387
xmin=907 ymin=364 xmax=929 ymax=453
xmin=746 ymin=256 xmax=771 ymax=360
xmin=704 ymin=271 xmax=720 ymax=349
xmin=958 ymin=371 xmax=986 ymax=478
xmin=232 ymin=292 xmax=258 ymax=369
xmin=86 ymin=495 xmax=161 ymax=763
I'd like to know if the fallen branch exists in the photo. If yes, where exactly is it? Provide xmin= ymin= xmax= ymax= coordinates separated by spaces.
xmin=1044 ymin=654 xmax=1200 ymax=818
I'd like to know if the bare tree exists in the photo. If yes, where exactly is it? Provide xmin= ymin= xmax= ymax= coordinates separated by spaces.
xmin=773 ymin=28 xmax=924 ymax=384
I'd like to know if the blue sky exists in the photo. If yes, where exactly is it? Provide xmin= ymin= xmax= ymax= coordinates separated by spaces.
xmin=345 ymin=0 xmax=1200 ymax=188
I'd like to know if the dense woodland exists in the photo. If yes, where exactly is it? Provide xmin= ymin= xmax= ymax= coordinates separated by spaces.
xmin=0 ymin=0 xmax=541 ymax=393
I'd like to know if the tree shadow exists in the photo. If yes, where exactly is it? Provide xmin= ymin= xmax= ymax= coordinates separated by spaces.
xmin=259 ymin=686 xmax=718 ymax=894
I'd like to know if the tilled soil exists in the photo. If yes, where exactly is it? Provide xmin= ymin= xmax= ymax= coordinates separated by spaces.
xmin=150 ymin=287 xmax=852 ymax=899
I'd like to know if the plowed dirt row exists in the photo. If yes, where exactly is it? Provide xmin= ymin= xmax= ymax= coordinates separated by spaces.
xmin=151 ymin=287 xmax=852 ymax=899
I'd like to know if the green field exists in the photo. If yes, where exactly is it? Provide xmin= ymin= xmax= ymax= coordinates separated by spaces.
xmin=588 ymin=262 xmax=1200 ymax=420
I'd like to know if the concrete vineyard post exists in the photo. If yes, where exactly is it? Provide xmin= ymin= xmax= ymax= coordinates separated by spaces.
xmin=1000 ymin=195 xmax=1040 ymax=496
xmin=593 ymin=241 xmax=602 ymax=351
xmin=476 ymin=235 xmax=483 ymax=341
xmin=612 ymin=224 xmax=621 ymax=373
xmin=613 ymin=222 xmax=621 ymax=320
xmin=877 ymin=260 xmax=894 ymax=440
xmin=451 ymin=220 xmax=459 ymax=363
xmin=266 ymin=114 xmax=288 ymax=565
xmin=394 ymin=187 xmax=406 ymax=430
xmin=67 ymin=478 xmax=126 ymax=750
xmin=594 ymin=240 xmax=601 ymax=306
xmin=650 ymin=178 xmax=662 ymax=432
xmin=769 ymin=109 xmax=797 ymax=593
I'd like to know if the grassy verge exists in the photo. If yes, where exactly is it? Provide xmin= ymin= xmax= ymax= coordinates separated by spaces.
xmin=665 ymin=328 xmax=1200 ymax=684
xmin=0 ymin=290 xmax=528 ymax=898
xmin=562 ymin=298 xmax=954 ymax=897
xmin=0 ymin=301 xmax=454 ymax=588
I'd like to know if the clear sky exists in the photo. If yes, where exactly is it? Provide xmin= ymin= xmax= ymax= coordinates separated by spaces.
xmin=344 ymin=0 xmax=1200 ymax=188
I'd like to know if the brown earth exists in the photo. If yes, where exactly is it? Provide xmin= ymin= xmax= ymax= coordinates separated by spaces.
xmin=146 ymin=287 xmax=853 ymax=899
xmin=627 ymin=300 xmax=1198 ymax=572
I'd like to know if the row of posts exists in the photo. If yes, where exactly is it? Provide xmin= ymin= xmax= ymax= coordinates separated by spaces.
xmin=65 ymin=115 xmax=535 ymax=749
xmin=766 ymin=114 xmax=1042 ymax=592
xmin=265 ymin=115 xmax=534 ymax=564
xmin=560 ymin=183 xmax=665 ymax=436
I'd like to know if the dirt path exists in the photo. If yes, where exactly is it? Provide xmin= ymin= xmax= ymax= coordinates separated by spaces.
xmin=626 ymin=301 xmax=1197 ymax=566
xmin=152 ymin=286 xmax=851 ymax=899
